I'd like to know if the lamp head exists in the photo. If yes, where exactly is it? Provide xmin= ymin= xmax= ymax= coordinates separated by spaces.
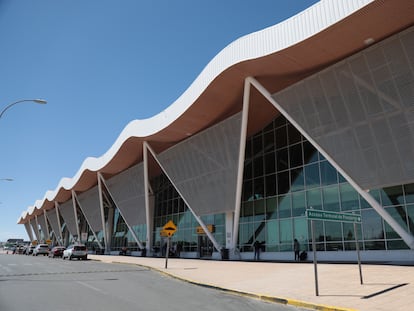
xmin=33 ymin=99 xmax=47 ymax=104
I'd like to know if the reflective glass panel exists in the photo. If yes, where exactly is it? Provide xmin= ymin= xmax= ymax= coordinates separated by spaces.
xmin=263 ymin=131 xmax=275 ymax=153
xmin=384 ymin=206 xmax=408 ymax=239
xmin=323 ymin=185 xmax=340 ymax=212
xmin=266 ymin=197 xmax=278 ymax=220
xmin=293 ymin=217 xmax=308 ymax=250
xmin=404 ymin=184 xmax=414 ymax=204
xmin=380 ymin=186 xmax=405 ymax=206
xmin=292 ymin=192 xmax=306 ymax=217
xmin=408 ymin=204 xmax=414 ymax=234
xmin=320 ymin=161 xmax=338 ymax=185
xmin=276 ymin=148 xmax=289 ymax=171
xmin=303 ymin=141 xmax=318 ymax=164
xmin=265 ymin=174 xmax=277 ymax=197
xmin=278 ymin=194 xmax=291 ymax=218
xmin=287 ymin=124 xmax=302 ymax=145
xmin=289 ymin=143 xmax=303 ymax=168
xmin=306 ymin=189 xmax=322 ymax=210
xmin=264 ymin=152 xmax=276 ymax=175
xmin=252 ymin=135 xmax=263 ymax=156
xmin=280 ymin=219 xmax=292 ymax=244
xmin=277 ymin=171 xmax=290 ymax=194
xmin=325 ymin=221 xmax=343 ymax=242
xmin=340 ymin=183 xmax=360 ymax=211
xmin=266 ymin=220 xmax=279 ymax=247
xmin=291 ymin=168 xmax=304 ymax=192
xmin=275 ymin=126 xmax=287 ymax=149
xmin=253 ymin=177 xmax=264 ymax=200
xmin=362 ymin=209 xmax=384 ymax=240
xmin=253 ymin=156 xmax=264 ymax=178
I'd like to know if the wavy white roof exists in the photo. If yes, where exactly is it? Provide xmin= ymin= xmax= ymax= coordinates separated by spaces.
xmin=20 ymin=0 xmax=414 ymax=223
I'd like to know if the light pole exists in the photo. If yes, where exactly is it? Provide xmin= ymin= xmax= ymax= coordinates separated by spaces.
xmin=0 ymin=99 xmax=47 ymax=119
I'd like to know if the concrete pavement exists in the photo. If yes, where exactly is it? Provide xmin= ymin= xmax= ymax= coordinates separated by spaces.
xmin=89 ymin=254 xmax=414 ymax=311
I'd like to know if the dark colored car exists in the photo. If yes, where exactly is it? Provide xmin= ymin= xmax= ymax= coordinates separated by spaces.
xmin=48 ymin=246 xmax=66 ymax=258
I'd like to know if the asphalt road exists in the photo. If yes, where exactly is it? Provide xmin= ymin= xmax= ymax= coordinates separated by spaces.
xmin=0 ymin=254 xmax=305 ymax=311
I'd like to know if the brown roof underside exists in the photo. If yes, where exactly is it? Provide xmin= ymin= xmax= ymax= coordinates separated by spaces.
xmin=24 ymin=0 xmax=413 ymax=222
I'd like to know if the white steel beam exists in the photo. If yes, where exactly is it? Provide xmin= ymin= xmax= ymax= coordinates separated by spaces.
xmin=97 ymin=172 xmax=108 ymax=253
xmin=231 ymin=78 xmax=251 ymax=254
xmin=55 ymin=202 xmax=64 ymax=246
xmin=24 ymin=222 xmax=34 ymax=242
xmin=34 ymin=216 xmax=41 ymax=241
xmin=143 ymin=142 xmax=153 ymax=254
xmin=43 ymin=212 xmax=50 ymax=241
xmin=71 ymin=190 xmax=81 ymax=242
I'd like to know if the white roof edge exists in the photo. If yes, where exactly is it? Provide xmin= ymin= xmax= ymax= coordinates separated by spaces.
xmin=19 ymin=0 xmax=374 ymax=222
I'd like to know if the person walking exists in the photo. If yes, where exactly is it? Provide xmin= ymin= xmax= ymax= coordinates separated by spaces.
xmin=294 ymin=239 xmax=300 ymax=261
xmin=253 ymin=240 xmax=261 ymax=261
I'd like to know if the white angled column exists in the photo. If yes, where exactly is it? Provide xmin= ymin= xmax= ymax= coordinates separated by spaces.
xmin=231 ymin=78 xmax=251 ymax=254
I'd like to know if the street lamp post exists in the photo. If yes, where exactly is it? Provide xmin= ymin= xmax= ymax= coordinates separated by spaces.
xmin=0 ymin=99 xmax=47 ymax=119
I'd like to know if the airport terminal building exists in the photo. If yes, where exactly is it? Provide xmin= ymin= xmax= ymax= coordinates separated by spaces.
xmin=18 ymin=0 xmax=414 ymax=262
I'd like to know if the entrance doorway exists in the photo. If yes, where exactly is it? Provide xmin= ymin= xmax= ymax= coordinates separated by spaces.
xmin=198 ymin=235 xmax=213 ymax=258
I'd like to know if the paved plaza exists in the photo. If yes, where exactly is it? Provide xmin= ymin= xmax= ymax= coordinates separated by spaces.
xmin=88 ymin=254 xmax=414 ymax=311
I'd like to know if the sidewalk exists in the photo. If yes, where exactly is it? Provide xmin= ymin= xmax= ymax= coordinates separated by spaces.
xmin=89 ymin=254 xmax=414 ymax=311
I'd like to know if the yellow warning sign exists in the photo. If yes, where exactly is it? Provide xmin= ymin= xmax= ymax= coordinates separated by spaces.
xmin=161 ymin=220 xmax=177 ymax=237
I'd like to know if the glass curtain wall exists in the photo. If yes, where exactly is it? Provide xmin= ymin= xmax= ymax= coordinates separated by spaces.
xmin=240 ymin=115 xmax=414 ymax=253
xmin=151 ymin=173 xmax=225 ymax=257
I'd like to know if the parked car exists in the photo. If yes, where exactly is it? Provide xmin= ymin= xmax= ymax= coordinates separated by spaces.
xmin=48 ymin=246 xmax=66 ymax=258
xmin=62 ymin=244 xmax=88 ymax=260
xmin=33 ymin=244 xmax=49 ymax=256
xmin=16 ymin=245 xmax=25 ymax=254
xmin=26 ymin=245 xmax=36 ymax=255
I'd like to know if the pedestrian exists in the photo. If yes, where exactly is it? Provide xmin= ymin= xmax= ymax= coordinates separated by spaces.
xmin=253 ymin=240 xmax=261 ymax=261
xmin=294 ymin=239 xmax=300 ymax=261
xmin=176 ymin=242 xmax=182 ymax=258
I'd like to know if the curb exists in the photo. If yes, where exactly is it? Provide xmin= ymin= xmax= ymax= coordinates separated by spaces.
xmin=102 ymin=259 xmax=356 ymax=311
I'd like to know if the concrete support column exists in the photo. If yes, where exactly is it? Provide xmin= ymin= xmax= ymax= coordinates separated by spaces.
xmin=97 ymin=173 xmax=108 ymax=253
xmin=24 ymin=222 xmax=34 ymax=242
xmin=106 ymin=207 xmax=114 ymax=252
xmin=225 ymin=212 xmax=234 ymax=250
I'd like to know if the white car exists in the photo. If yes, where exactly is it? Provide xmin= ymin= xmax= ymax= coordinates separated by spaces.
xmin=62 ymin=244 xmax=88 ymax=260
xmin=33 ymin=244 xmax=49 ymax=256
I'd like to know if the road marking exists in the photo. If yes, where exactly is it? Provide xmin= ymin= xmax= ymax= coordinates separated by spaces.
xmin=76 ymin=281 xmax=108 ymax=295
xmin=7 ymin=264 xmax=17 ymax=266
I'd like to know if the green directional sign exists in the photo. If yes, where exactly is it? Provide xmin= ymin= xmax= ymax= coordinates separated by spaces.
xmin=306 ymin=209 xmax=361 ymax=223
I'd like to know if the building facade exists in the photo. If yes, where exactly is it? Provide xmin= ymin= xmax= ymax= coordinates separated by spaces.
xmin=19 ymin=0 xmax=414 ymax=263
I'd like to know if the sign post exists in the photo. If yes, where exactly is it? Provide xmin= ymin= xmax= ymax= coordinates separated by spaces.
xmin=306 ymin=209 xmax=362 ymax=296
xmin=165 ymin=236 xmax=170 ymax=269
xmin=161 ymin=220 xmax=177 ymax=269
xmin=354 ymin=222 xmax=363 ymax=284
xmin=310 ymin=219 xmax=318 ymax=296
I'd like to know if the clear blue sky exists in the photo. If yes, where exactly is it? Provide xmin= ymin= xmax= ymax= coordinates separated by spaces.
xmin=0 ymin=0 xmax=318 ymax=241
